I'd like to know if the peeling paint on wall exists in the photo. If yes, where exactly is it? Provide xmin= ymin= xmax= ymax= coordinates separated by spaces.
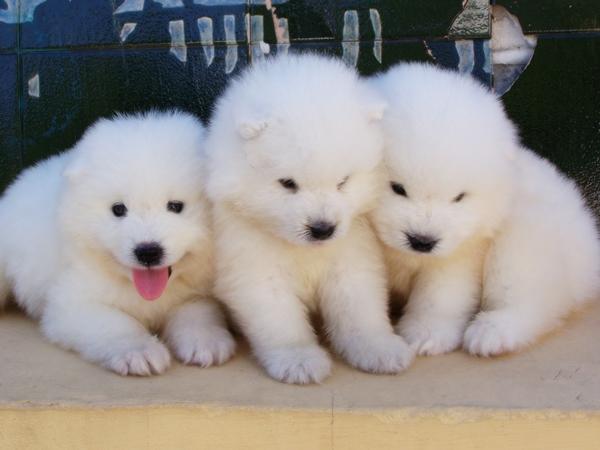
xmin=491 ymin=5 xmax=537 ymax=96
xmin=449 ymin=0 xmax=490 ymax=38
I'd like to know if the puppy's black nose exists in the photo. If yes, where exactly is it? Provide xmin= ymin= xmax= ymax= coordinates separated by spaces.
xmin=134 ymin=242 xmax=164 ymax=266
xmin=308 ymin=221 xmax=336 ymax=241
xmin=406 ymin=233 xmax=438 ymax=253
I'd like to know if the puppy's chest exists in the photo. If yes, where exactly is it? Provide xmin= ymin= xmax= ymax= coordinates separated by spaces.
xmin=288 ymin=251 xmax=335 ymax=308
xmin=384 ymin=248 xmax=421 ymax=298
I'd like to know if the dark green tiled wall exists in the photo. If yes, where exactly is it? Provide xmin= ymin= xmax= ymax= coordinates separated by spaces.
xmin=1 ymin=0 xmax=599 ymax=214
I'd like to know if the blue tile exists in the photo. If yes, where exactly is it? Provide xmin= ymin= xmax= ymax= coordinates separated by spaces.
xmin=20 ymin=0 xmax=118 ymax=48
xmin=21 ymin=45 xmax=249 ymax=166
xmin=0 ymin=54 xmax=21 ymax=192
xmin=249 ymin=0 xmax=486 ymax=45
xmin=111 ymin=0 xmax=248 ymax=46
xmin=19 ymin=0 xmax=249 ymax=49
xmin=0 ymin=0 xmax=18 ymax=49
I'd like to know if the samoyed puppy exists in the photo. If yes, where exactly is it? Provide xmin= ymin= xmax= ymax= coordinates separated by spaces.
xmin=204 ymin=54 xmax=413 ymax=384
xmin=369 ymin=63 xmax=600 ymax=357
xmin=0 ymin=111 xmax=235 ymax=375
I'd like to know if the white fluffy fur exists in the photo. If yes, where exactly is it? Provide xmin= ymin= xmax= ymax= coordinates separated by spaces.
xmin=0 ymin=111 xmax=235 ymax=375
xmin=205 ymin=54 xmax=413 ymax=384
xmin=370 ymin=63 xmax=600 ymax=357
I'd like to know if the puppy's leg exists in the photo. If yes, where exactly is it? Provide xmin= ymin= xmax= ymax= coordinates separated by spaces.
xmin=397 ymin=252 xmax=482 ymax=356
xmin=320 ymin=223 xmax=414 ymax=373
xmin=42 ymin=273 xmax=170 ymax=376
xmin=229 ymin=285 xmax=331 ymax=384
xmin=464 ymin=217 xmax=587 ymax=356
xmin=0 ymin=265 xmax=8 ymax=311
xmin=163 ymin=300 xmax=236 ymax=367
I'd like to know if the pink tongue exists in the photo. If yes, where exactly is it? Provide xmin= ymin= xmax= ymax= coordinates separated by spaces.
xmin=132 ymin=268 xmax=169 ymax=301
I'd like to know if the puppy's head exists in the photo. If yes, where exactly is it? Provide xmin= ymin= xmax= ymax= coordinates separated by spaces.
xmin=370 ymin=63 xmax=520 ymax=257
xmin=206 ymin=54 xmax=386 ymax=246
xmin=61 ymin=111 xmax=209 ymax=300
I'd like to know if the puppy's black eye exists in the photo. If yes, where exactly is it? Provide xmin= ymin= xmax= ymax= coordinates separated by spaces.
xmin=390 ymin=182 xmax=407 ymax=197
xmin=167 ymin=201 xmax=185 ymax=214
xmin=337 ymin=176 xmax=349 ymax=190
xmin=111 ymin=203 xmax=127 ymax=218
xmin=453 ymin=192 xmax=466 ymax=203
xmin=278 ymin=178 xmax=298 ymax=192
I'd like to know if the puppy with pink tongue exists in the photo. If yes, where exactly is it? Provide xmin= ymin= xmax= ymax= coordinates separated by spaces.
xmin=0 ymin=111 xmax=235 ymax=375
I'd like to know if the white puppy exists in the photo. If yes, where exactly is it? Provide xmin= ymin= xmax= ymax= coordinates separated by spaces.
xmin=370 ymin=63 xmax=600 ymax=357
xmin=0 ymin=111 xmax=235 ymax=375
xmin=205 ymin=54 xmax=413 ymax=384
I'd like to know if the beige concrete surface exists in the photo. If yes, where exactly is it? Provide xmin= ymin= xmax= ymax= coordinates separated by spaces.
xmin=1 ymin=302 xmax=600 ymax=449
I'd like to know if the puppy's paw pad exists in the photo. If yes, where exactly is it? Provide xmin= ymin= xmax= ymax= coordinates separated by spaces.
xmin=396 ymin=319 xmax=463 ymax=356
xmin=463 ymin=313 xmax=520 ymax=356
xmin=344 ymin=333 xmax=414 ymax=374
xmin=107 ymin=338 xmax=171 ymax=376
xmin=171 ymin=327 xmax=236 ymax=367
xmin=261 ymin=345 xmax=332 ymax=384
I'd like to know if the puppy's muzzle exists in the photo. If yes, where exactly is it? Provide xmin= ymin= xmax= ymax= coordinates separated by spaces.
xmin=406 ymin=233 xmax=438 ymax=253
xmin=134 ymin=242 xmax=164 ymax=266
xmin=307 ymin=221 xmax=336 ymax=241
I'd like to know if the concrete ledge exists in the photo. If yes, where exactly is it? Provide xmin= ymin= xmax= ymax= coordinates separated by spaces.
xmin=2 ymin=303 xmax=600 ymax=449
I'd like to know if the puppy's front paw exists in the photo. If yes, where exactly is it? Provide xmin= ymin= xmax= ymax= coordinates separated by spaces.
xmin=342 ymin=333 xmax=414 ymax=374
xmin=463 ymin=311 xmax=523 ymax=356
xmin=105 ymin=336 xmax=171 ymax=376
xmin=259 ymin=345 xmax=332 ymax=384
xmin=396 ymin=316 xmax=464 ymax=356
xmin=169 ymin=326 xmax=236 ymax=367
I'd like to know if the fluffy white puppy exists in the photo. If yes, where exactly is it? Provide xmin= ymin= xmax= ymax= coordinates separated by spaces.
xmin=0 ymin=111 xmax=235 ymax=375
xmin=370 ymin=63 xmax=600 ymax=357
xmin=205 ymin=54 xmax=413 ymax=384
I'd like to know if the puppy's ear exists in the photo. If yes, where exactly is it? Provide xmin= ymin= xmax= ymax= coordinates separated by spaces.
xmin=62 ymin=154 xmax=88 ymax=183
xmin=237 ymin=118 xmax=270 ymax=140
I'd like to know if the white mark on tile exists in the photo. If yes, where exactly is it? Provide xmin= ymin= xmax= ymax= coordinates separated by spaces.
xmin=276 ymin=18 xmax=290 ymax=55
xmin=119 ymin=22 xmax=137 ymax=42
xmin=224 ymin=14 xmax=236 ymax=44
xmin=169 ymin=20 xmax=187 ymax=63
xmin=342 ymin=10 xmax=359 ymax=67
xmin=225 ymin=45 xmax=239 ymax=74
xmin=455 ymin=39 xmax=475 ymax=75
xmin=155 ymin=0 xmax=184 ymax=8
xmin=369 ymin=8 xmax=382 ymax=63
xmin=482 ymin=39 xmax=491 ymax=74
xmin=224 ymin=15 xmax=238 ymax=73
xmin=1 ymin=0 xmax=47 ymax=23
xmin=251 ymin=15 xmax=269 ymax=61
xmin=28 ymin=73 xmax=40 ymax=98
xmin=114 ymin=0 xmax=145 ymax=14
xmin=198 ymin=17 xmax=214 ymax=67
xmin=193 ymin=0 xmax=287 ymax=4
